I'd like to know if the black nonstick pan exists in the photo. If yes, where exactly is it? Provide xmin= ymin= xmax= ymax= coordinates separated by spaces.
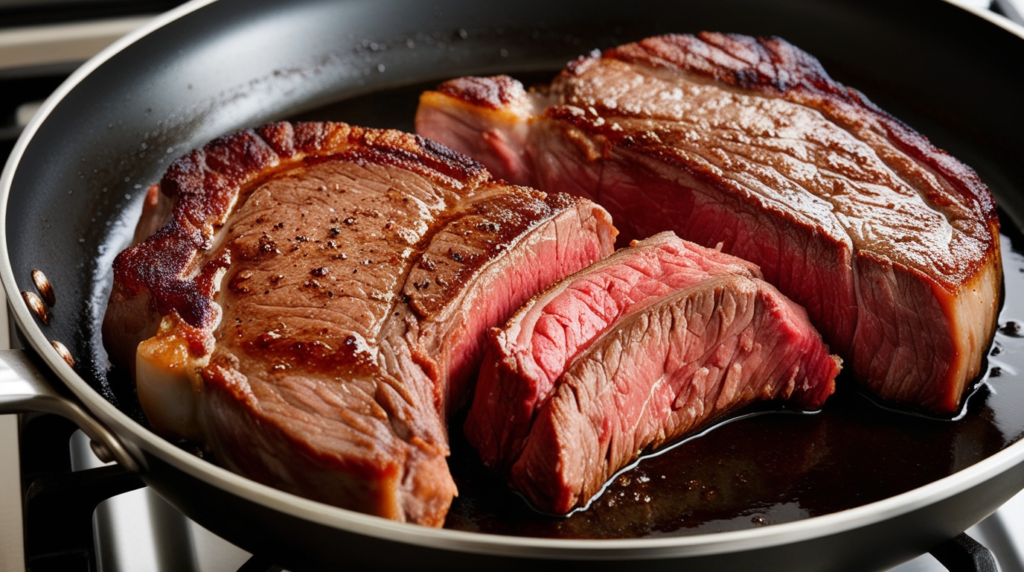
xmin=3 ymin=0 xmax=1024 ymax=570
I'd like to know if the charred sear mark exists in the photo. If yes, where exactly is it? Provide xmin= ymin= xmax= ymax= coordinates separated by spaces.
xmin=32 ymin=269 xmax=55 ymax=306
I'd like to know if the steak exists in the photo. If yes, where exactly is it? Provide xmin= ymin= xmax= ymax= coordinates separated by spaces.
xmin=465 ymin=232 xmax=840 ymax=514
xmin=416 ymin=33 xmax=1002 ymax=414
xmin=102 ymin=122 xmax=617 ymax=526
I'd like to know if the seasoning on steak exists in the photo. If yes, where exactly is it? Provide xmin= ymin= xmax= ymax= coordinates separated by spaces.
xmin=416 ymin=33 xmax=1002 ymax=415
xmin=102 ymin=122 xmax=617 ymax=526
xmin=465 ymin=232 xmax=839 ymax=514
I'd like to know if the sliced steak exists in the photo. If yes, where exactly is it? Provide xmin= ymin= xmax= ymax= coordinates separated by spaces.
xmin=465 ymin=232 xmax=839 ymax=514
xmin=102 ymin=122 xmax=616 ymax=526
xmin=416 ymin=33 xmax=1002 ymax=414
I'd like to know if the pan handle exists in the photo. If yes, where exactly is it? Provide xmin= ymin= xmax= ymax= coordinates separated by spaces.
xmin=0 ymin=349 xmax=140 ymax=472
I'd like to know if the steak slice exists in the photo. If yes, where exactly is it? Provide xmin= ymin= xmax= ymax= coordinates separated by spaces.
xmin=416 ymin=33 xmax=1002 ymax=414
xmin=465 ymin=232 xmax=839 ymax=514
xmin=102 ymin=122 xmax=616 ymax=526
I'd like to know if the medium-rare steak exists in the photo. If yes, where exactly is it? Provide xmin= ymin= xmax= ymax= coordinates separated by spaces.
xmin=415 ymin=32 xmax=1002 ymax=415
xmin=465 ymin=232 xmax=840 ymax=514
xmin=102 ymin=122 xmax=617 ymax=526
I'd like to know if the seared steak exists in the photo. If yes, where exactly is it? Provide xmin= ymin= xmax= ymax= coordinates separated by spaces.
xmin=465 ymin=232 xmax=839 ymax=514
xmin=102 ymin=122 xmax=617 ymax=526
xmin=416 ymin=33 xmax=1002 ymax=414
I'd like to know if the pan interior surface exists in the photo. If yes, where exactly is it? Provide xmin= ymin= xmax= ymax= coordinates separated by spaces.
xmin=5 ymin=0 xmax=1024 ymax=549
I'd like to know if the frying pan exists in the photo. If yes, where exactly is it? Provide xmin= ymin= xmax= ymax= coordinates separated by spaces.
xmin=2 ymin=0 xmax=1024 ymax=570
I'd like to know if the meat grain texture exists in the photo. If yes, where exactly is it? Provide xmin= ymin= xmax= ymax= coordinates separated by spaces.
xmin=466 ymin=232 xmax=840 ymax=513
xmin=102 ymin=122 xmax=617 ymax=526
xmin=416 ymin=32 xmax=1002 ymax=414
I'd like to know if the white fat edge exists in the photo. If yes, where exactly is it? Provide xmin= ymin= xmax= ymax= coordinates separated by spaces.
xmin=491 ymin=83 xmax=541 ymax=149
xmin=135 ymin=264 xmax=226 ymax=444
xmin=527 ymin=88 xmax=558 ymax=117
xmin=131 ymin=155 xmax=278 ymax=443
xmin=135 ymin=315 xmax=214 ymax=443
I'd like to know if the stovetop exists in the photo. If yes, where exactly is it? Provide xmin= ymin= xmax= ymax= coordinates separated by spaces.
xmin=1 ymin=2 xmax=1023 ymax=570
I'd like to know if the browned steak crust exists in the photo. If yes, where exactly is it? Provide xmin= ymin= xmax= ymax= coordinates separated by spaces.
xmin=103 ymin=122 xmax=617 ymax=525
xmin=416 ymin=33 xmax=1002 ymax=414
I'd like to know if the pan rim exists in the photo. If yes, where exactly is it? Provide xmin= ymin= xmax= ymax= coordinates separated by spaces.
xmin=3 ymin=0 xmax=1024 ymax=560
